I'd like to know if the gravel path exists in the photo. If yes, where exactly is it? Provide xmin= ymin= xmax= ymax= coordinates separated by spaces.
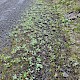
xmin=0 ymin=0 xmax=33 ymax=52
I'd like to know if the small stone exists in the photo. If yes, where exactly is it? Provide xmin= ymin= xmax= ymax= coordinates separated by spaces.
xmin=65 ymin=12 xmax=77 ymax=20
xmin=77 ymin=13 xmax=80 ymax=17
xmin=63 ymin=72 xmax=69 ymax=77
xmin=73 ymin=62 xmax=79 ymax=66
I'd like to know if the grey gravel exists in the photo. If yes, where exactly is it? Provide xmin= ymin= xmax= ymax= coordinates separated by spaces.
xmin=65 ymin=12 xmax=77 ymax=20
xmin=0 ymin=0 xmax=33 ymax=52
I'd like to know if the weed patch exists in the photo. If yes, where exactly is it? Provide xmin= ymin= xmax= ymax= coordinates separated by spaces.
xmin=0 ymin=0 xmax=80 ymax=80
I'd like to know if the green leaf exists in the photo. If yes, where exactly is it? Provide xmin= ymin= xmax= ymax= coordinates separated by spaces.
xmin=37 ymin=57 xmax=41 ymax=62
xmin=36 ymin=63 xmax=43 ymax=69
xmin=30 ymin=38 xmax=37 ymax=45
xmin=13 ymin=74 xmax=17 ymax=80
xmin=23 ymin=72 xmax=27 ymax=78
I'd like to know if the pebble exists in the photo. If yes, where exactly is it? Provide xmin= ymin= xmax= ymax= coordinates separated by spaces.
xmin=63 ymin=72 xmax=69 ymax=77
xmin=77 ymin=13 xmax=80 ymax=17
xmin=65 ymin=12 xmax=77 ymax=20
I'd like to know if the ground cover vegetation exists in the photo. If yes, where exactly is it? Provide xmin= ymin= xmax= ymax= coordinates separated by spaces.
xmin=0 ymin=0 xmax=80 ymax=80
